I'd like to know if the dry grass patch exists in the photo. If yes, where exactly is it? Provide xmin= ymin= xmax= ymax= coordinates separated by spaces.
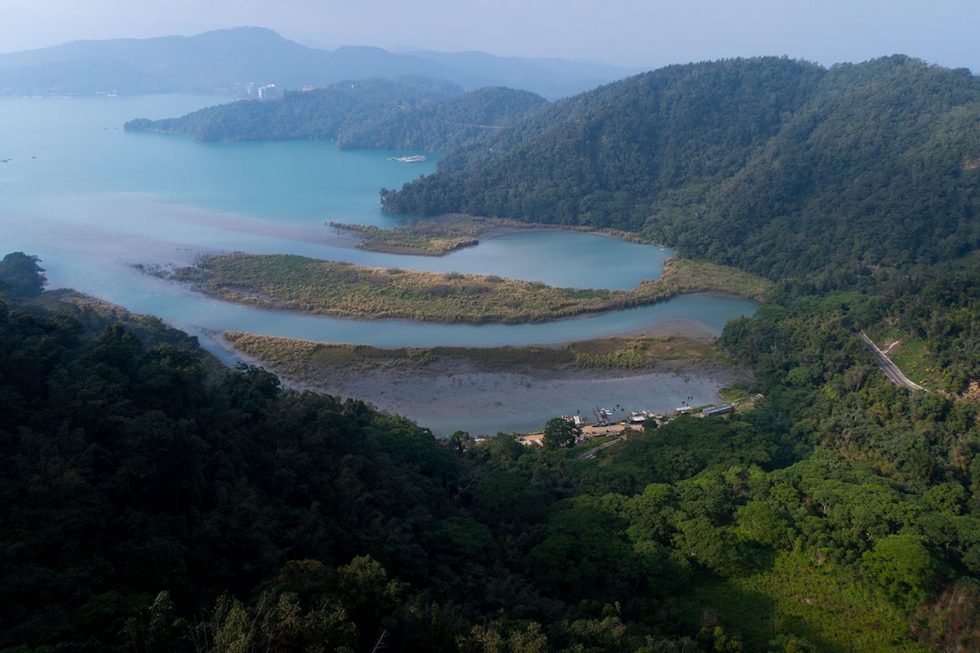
xmin=329 ymin=215 xmax=659 ymax=256
xmin=176 ymin=253 xmax=770 ymax=324
xmin=225 ymin=332 xmax=727 ymax=384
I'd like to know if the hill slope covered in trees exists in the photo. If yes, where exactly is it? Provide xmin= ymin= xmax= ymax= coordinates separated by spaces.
xmin=125 ymin=79 xmax=548 ymax=153
xmin=335 ymin=86 xmax=549 ymax=152
xmin=125 ymin=76 xmax=462 ymax=143
xmin=382 ymin=56 xmax=979 ymax=278
xmin=1 ymin=249 xmax=978 ymax=652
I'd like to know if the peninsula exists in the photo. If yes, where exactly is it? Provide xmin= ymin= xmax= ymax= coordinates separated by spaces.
xmin=329 ymin=214 xmax=655 ymax=256
xmin=168 ymin=253 xmax=771 ymax=324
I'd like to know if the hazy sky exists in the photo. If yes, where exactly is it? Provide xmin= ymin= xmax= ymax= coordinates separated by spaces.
xmin=1 ymin=0 xmax=977 ymax=71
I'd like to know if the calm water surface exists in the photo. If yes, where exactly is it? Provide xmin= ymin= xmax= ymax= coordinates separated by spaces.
xmin=0 ymin=95 xmax=756 ymax=357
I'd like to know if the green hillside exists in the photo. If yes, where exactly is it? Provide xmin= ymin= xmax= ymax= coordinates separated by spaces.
xmin=1 ymin=254 xmax=977 ymax=652
xmin=124 ymin=80 xmax=548 ymax=152
xmin=383 ymin=56 xmax=979 ymax=278
xmin=124 ymin=76 xmax=463 ymax=143
xmin=335 ymin=86 xmax=549 ymax=151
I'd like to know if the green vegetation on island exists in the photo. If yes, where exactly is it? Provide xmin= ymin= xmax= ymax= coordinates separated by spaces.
xmin=125 ymin=76 xmax=462 ymax=142
xmin=125 ymin=79 xmax=548 ymax=152
xmin=382 ymin=56 xmax=979 ymax=279
xmin=329 ymin=217 xmax=485 ymax=256
xmin=170 ymin=252 xmax=771 ymax=323
xmin=331 ymin=215 xmax=656 ymax=256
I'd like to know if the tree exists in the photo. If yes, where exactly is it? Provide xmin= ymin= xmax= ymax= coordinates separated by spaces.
xmin=863 ymin=533 xmax=941 ymax=608
xmin=768 ymin=634 xmax=815 ymax=653
xmin=736 ymin=501 xmax=794 ymax=549
xmin=125 ymin=591 xmax=188 ymax=653
xmin=448 ymin=430 xmax=473 ymax=453
xmin=543 ymin=417 xmax=580 ymax=449
xmin=458 ymin=620 xmax=547 ymax=653
xmin=0 ymin=252 xmax=46 ymax=297
xmin=337 ymin=556 xmax=406 ymax=648
xmin=673 ymin=517 xmax=744 ymax=576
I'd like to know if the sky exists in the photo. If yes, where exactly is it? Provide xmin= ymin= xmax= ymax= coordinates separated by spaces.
xmin=1 ymin=0 xmax=977 ymax=71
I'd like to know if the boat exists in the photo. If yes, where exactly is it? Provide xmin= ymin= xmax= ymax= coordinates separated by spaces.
xmin=628 ymin=410 xmax=653 ymax=424
xmin=388 ymin=154 xmax=428 ymax=163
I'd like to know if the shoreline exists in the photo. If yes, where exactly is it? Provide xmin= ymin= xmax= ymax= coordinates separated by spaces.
xmin=256 ymin=365 xmax=741 ymax=437
xmin=221 ymin=331 xmax=748 ymax=436
xmin=332 ymin=213 xmax=664 ymax=257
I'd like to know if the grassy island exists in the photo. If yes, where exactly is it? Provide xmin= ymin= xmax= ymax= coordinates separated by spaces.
xmin=224 ymin=331 xmax=728 ymax=382
xmin=172 ymin=253 xmax=771 ymax=324
xmin=329 ymin=215 xmax=658 ymax=256
xmin=329 ymin=218 xmax=485 ymax=256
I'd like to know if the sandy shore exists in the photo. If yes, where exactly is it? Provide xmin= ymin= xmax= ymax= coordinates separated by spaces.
xmin=295 ymin=364 xmax=740 ymax=436
xmin=225 ymin=336 xmax=747 ymax=436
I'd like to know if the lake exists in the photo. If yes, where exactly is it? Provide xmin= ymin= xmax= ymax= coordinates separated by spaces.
xmin=0 ymin=94 xmax=670 ymax=289
xmin=0 ymin=94 xmax=758 ymax=432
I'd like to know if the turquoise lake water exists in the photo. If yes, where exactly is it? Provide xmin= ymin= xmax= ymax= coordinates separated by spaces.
xmin=0 ymin=94 xmax=757 ymax=358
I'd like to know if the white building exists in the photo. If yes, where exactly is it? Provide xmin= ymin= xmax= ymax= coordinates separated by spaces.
xmin=257 ymin=84 xmax=281 ymax=100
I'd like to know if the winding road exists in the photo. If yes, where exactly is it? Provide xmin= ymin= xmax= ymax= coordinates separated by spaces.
xmin=859 ymin=331 xmax=927 ymax=392
xmin=580 ymin=436 xmax=628 ymax=460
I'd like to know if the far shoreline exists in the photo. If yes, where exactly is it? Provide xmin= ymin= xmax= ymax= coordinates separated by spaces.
xmin=331 ymin=213 xmax=664 ymax=257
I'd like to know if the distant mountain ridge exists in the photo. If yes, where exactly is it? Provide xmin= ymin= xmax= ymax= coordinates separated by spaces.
xmin=0 ymin=27 xmax=635 ymax=99
xmin=383 ymin=56 xmax=980 ymax=278
xmin=404 ymin=49 xmax=639 ymax=100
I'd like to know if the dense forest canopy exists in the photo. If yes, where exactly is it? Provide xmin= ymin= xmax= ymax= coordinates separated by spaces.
xmin=382 ymin=56 xmax=979 ymax=278
xmin=125 ymin=76 xmax=461 ymax=143
xmin=124 ymin=78 xmax=548 ymax=153
xmin=0 ymin=246 xmax=977 ymax=652
xmin=0 ymin=251 xmax=47 ymax=298
xmin=335 ymin=86 xmax=549 ymax=152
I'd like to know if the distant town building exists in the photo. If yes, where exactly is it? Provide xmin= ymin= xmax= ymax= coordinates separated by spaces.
xmin=701 ymin=404 xmax=735 ymax=417
xmin=257 ymin=84 xmax=280 ymax=100
xmin=517 ymin=433 xmax=544 ymax=447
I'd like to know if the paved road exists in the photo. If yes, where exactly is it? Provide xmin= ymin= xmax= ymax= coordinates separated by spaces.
xmin=859 ymin=331 xmax=927 ymax=392
xmin=580 ymin=436 xmax=628 ymax=460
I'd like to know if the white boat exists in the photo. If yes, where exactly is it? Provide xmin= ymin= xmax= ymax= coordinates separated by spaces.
xmin=388 ymin=154 xmax=428 ymax=163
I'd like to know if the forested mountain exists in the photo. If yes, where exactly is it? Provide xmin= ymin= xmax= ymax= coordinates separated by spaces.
xmin=2 ymin=247 xmax=978 ymax=652
xmin=336 ymin=86 xmax=549 ymax=151
xmin=125 ymin=77 xmax=464 ymax=143
xmin=0 ymin=27 xmax=632 ymax=98
xmin=125 ymin=81 xmax=549 ymax=152
xmin=382 ymin=56 xmax=980 ymax=278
